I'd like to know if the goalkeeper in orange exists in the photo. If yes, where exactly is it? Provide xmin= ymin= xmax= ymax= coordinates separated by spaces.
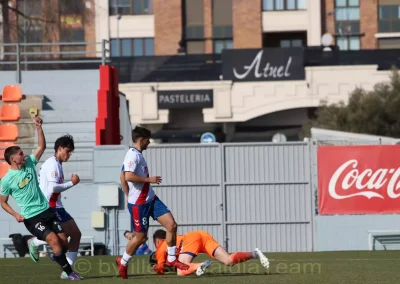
xmin=150 ymin=229 xmax=269 ymax=276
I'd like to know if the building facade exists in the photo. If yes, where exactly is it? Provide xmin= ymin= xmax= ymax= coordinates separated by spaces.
xmin=2 ymin=1 xmax=400 ymax=56
xmin=99 ymin=0 xmax=322 ymax=56
xmin=2 ymin=0 xmax=96 ymax=58
xmin=323 ymin=0 xmax=400 ymax=50
xmin=98 ymin=0 xmax=400 ymax=55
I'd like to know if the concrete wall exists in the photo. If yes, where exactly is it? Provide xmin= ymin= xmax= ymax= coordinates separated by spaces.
xmin=0 ymin=70 xmax=99 ymax=113
xmin=315 ymin=215 xmax=400 ymax=251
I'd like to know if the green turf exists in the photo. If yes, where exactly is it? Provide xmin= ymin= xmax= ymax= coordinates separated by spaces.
xmin=0 ymin=251 xmax=399 ymax=284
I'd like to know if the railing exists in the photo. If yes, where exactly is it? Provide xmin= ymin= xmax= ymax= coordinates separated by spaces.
xmin=110 ymin=53 xmax=222 ymax=83
xmin=1 ymin=42 xmax=400 ymax=84
xmin=304 ymin=47 xmax=400 ymax=69
xmin=0 ymin=40 xmax=110 ymax=83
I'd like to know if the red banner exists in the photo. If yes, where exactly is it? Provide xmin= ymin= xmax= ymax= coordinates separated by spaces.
xmin=318 ymin=145 xmax=400 ymax=215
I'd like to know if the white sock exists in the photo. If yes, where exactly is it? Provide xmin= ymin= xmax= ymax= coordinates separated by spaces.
xmin=66 ymin=251 xmax=79 ymax=266
xmin=167 ymin=246 xmax=177 ymax=262
xmin=121 ymin=251 xmax=132 ymax=266
xmin=33 ymin=238 xmax=47 ymax=246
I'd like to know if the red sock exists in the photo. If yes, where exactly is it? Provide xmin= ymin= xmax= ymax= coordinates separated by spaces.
xmin=230 ymin=252 xmax=254 ymax=264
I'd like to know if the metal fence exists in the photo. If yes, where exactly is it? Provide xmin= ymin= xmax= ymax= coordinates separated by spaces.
xmin=0 ymin=40 xmax=110 ymax=83
xmin=140 ymin=142 xmax=315 ymax=253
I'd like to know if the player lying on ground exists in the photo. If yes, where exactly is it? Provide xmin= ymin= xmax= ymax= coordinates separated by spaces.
xmin=116 ymin=126 xmax=189 ymax=279
xmin=0 ymin=117 xmax=81 ymax=280
xmin=150 ymin=229 xmax=270 ymax=276
xmin=27 ymin=135 xmax=82 ymax=280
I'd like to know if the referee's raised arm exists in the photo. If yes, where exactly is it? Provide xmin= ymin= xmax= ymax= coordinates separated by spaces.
xmin=32 ymin=117 xmax=46 ymax=162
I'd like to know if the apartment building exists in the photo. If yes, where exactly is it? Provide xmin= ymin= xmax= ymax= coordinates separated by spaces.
xmin=324 ymin=0 xmax=400 ymax=50
xmin=2 ymin=0 xmax=96 ymax=58
xmin=1 ymin=0 xmax=400 ymax=58
xmin=100 ymin=0 xmax=322 ymax=56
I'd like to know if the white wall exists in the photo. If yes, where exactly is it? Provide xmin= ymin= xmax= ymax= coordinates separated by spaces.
xmin=95 ymin=0 xmax=155 ymax=55
xmin=120 ymin=65 xmax=391 ymax=125
xmin=109 ymin=15 xmax=154 ymax=38
xmin=262 ymin=0 xmax=321 ymax=46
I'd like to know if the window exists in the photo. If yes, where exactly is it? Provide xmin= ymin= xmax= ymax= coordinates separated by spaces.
xmin=379 ymin=38 xmax=400 ymax=49
xmin=334 ymin=0 xmax=360 ymax=37
xmin=263 ymin=0 xmax=307 ymax=11
xmin=59 ymin=0 xmax=85 ymax=58
xmin=336 ymin=36 xmax=360 ymax=50
xmin=18 ymin=25 xmax=43 ymax=43
xmin=263 ymin=31 xmax=306 ymax=48
xmin=184 ymin=0 xmax=204 ymax=39
xmin=183 ymin=0 xmax=205 ymax=54
xmin=214 ymin=39 xmax=233 ymax=54
xmin=110 ymin=38 xmax=154 ymax=57
xmin=379 ymin=3 xmax=400 ymax=33
xmin=186 ymin=41 xmax=205 ymax=54
xmin=17 ymin=0 xmax=41 ymax=17
xmin=17 ymin=0 xmax=43 ymax=43
xmin=109 ymin=0 xmax=153 ymax=15
xmin=213 ymin=0 xmax=233 ymax=39
xmin=280 ymin=39 xmax=303 ymax=48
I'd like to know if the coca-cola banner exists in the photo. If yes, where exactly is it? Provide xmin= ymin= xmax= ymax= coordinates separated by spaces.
xmin=318 ymin=145 xmax=400 ymax=215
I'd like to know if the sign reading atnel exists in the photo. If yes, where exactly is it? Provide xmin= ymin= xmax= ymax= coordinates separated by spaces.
xmin=222 ymin=48 xmax=305 ymax=82
xmin=158 ymin=90 xmax=214 ymax=109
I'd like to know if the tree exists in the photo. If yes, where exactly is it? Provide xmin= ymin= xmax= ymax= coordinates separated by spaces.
xmin=0 ymin=0 xmax=95 ymax=61
xmin=302 ymin=67 xmax=400 ymax=138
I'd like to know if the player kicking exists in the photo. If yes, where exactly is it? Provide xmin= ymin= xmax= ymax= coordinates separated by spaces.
xmin=150 ymin=229 xmax=270 ymax=276
xmin=0 ymin=117 xmax=81 ymax=280
xmin=116 ymin=126 xmax=189 ymax=279
xmin=27 ymin=135 xmax=81 ymax=280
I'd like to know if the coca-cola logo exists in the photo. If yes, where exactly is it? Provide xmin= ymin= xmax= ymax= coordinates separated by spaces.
xmin=329 ymin=159 xmax=400 ymax=200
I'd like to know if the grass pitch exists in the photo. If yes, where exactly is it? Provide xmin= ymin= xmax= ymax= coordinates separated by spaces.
xmin=0 ymin=250 xmax=399 ymax=284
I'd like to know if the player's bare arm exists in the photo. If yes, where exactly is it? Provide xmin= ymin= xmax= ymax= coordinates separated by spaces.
xmin=124 ymin=171 xmax=162 ymax=184
xmin=0 ymin=195 xmax=24 ymax=222
xmin=120 ymin=171 xmax=130 ymax=208
xmin=120 ymin=171 xmax=129 ymax=196
xmin=32 ymin=117 xmax=46 ymax=161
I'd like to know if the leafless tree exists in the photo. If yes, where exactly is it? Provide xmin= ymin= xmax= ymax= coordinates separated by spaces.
xmin=0 ymin=0 xmax=95 ymax=61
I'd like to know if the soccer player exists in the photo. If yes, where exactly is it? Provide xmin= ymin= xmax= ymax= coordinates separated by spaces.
xmin=0 ymin=117 xmax=81 ymax=280
xmin=28 ymin=135 xmax=81 ymax=280
xmin=150 ymin=229 xmax=270 ymax=277
xmin=121 ymin=169 xmax=153 ymax=256
xmin=115 ymin=126 xmax=189 ymax=279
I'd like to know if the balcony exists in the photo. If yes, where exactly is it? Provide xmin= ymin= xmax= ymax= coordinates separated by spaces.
xmin=0 ymin=43 xmax=400 ymax=82
xmin=262 ymin=10 xmax=308 ymax=32
xmin=110 ymin=54 xmax=222 ymax=83
xmin=109 ymin=15 xmax=154 ymax=38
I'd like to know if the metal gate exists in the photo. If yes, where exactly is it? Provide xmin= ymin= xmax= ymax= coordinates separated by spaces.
xmin=143 ymin=142 xmax=315 ymax=253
